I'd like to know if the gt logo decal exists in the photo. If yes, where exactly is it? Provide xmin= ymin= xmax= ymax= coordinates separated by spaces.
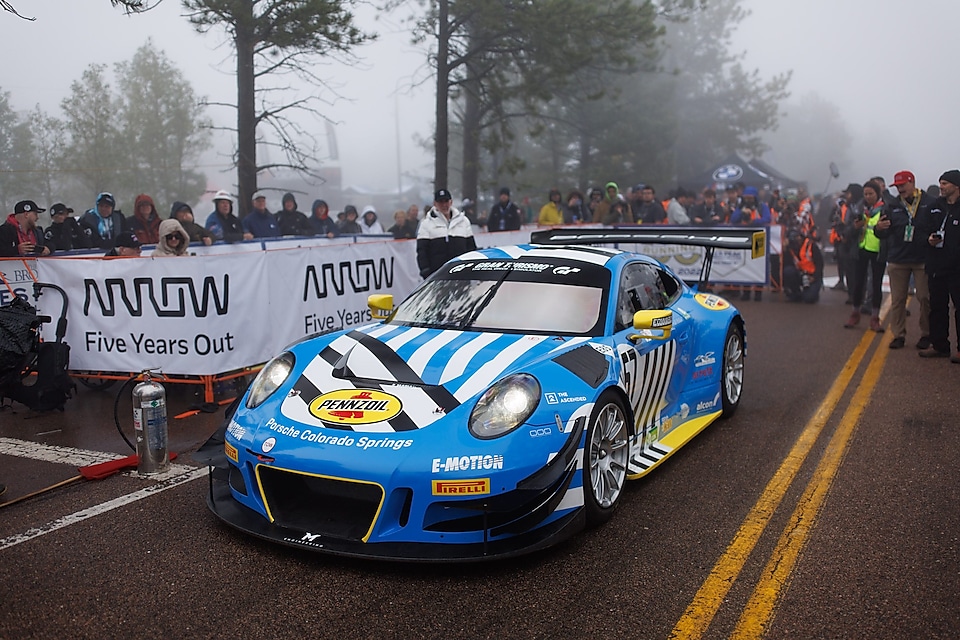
xmin=309 ymin=389 xmax=402 ymax=425
xmin=432 ymin=479 xmax=491 ymax=495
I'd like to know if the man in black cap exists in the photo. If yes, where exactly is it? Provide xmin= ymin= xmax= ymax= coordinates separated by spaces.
xmin=486 ymin=187 xmax=522 ymax=231
xmin=916 ymin=169 xmax=960 ymax=361
xmin=43 ymin=203 xmax=92 ymax=252
xmin=1 ymin=200 xmax=51 ymax=257
xmin=104 ymin=230 xmax=142 ymax=257
xmin=416 ymin=188 xmax=477 ymax=278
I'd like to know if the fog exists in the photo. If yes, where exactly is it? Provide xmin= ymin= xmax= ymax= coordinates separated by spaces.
xmin=2 ymin=0 xmax=957 ymax=199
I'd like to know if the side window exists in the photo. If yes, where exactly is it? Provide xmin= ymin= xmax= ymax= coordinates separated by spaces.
xmin=658 ymin=268 xmax=681 ymax=305
xmin=615 ymin=263 xmax=667 ymax=331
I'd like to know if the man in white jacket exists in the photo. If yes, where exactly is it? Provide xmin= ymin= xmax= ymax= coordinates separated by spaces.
xmin=416 ymin=189 xmax=477 ymax=279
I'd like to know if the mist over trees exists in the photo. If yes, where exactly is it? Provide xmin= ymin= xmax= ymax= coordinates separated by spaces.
xmin=181 ymin=0 xmax=372 ymax=214
xmin=426 ymin=0 xmax=794 ymax=200
xmin=0 ymin=42 xmax=209 ymax=214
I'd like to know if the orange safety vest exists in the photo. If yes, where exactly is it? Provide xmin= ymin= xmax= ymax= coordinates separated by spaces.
xmin=828 ymin=203 xmax=848 ymax=244
xmin=791 ymin=238 xmax=816 ymax=274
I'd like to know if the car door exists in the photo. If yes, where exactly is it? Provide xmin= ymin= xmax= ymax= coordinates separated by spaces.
xmin=611 ymin=261 xmax=691 ymax=454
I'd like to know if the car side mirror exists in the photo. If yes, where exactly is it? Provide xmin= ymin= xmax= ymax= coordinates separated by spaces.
xmin=629 ymin=310 xmax=672 ymax=343
xmin=368 ymin=294 xmax=394 ymax=321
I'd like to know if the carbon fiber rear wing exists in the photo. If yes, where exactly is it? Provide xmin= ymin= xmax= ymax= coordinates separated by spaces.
xmin=530 ymin=226 xmax=767 ymax=288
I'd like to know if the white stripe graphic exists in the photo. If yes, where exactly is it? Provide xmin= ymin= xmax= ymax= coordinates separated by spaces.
xmin=453 ymin=335 xmax=547 ymax=402
xmin=407 ymin=330 xmax=461 ymax=377
xmin=439 ymin=332 xmax=502 ymax=384
xmin=385 ymin=326 xmax=426 ymax=352
xmin=362 ymin=324 xmax=395 ymax=339
xmin=547 ymin=336 xmax=590 ymax=354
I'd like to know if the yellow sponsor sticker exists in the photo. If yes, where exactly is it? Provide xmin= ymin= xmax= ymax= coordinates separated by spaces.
xmin=432 ymin=479 xmax=491 ymax=496
xmin=225 ymin=441 xmax=239 ymax=463
xmin=695 ymin=293 xmax=731 ymax=311
xmin=308 ymin=389 xmax=402 ymax=425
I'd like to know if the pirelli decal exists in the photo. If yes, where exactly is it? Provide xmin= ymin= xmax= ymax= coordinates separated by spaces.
xmin=619 ymin=342 xmax=677 ymax=433
xmin=432 ymin=479 xmax=491 ymax=496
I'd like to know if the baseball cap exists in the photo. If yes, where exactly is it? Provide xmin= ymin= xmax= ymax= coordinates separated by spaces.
xmin=434 ymin=188 xmax=452 ymax=202
xmin=15 ymin=200 xmax=45 ymax=214
xmin=252 ymin=191 xmax=266 ymax=201
xmin=891 ymin=171 xmax=915 ymax=187
xmin=96 ymin=192 xmax=116 ymax=207
xmin=50 ymin=203 xmax=74 ymax=216
xmin=114 ymin=231 xmax=142 ymax=249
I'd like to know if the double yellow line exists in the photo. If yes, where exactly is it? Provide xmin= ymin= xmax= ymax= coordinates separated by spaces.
xmin=670 ymin=326 xmax=891 ymax=639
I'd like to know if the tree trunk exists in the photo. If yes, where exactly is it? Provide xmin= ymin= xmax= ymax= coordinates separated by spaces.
xmin=235 ymin=7 xmax=257 ymax=219
xmin=460 ymin=60 xmax=481 ymax=205
xmin=434 ymin=0 xmax=449 ymax=190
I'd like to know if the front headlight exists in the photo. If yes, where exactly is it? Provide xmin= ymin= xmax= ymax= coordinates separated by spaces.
xmin=469 ymin=373 xmax=541 ymax=439
xmin=246 ymin=351 xmax=295 ymax=409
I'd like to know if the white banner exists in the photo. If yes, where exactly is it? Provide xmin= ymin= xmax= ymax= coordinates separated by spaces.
xmin=6 ymin=226 xmax=768 ymax=377
xmin=36 ymin=241 xmax=421 ymax=376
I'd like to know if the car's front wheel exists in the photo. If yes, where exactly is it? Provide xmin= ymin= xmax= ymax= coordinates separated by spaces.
xmin=583 ymin=392 xmax=630 ymax=526
xmin=721 ymin=322 xmax=744 ymax=418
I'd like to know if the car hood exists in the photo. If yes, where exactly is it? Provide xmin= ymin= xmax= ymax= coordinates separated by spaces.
xmin=276 ymin=325 xmax=602 ymax=432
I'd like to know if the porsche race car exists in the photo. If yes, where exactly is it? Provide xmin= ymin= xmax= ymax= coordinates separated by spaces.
xmin=201 ymin=227 xmax=765 ymax=561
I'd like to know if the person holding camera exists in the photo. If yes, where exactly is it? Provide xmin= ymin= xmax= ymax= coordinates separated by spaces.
xmin=0 ymin=200 xmax=51 ymax=257
xmin=915 ymin=170 xmax=960 ymax=361
xmin=844 ymin=180 xmax=890 ymax=332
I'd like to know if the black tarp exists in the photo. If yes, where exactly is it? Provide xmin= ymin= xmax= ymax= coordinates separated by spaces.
xmin=689 ymin=153 xmax=804 ymax=191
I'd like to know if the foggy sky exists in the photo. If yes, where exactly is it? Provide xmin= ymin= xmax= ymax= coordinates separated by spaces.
xmin=2 ymin=0 xmax=958 ymax=197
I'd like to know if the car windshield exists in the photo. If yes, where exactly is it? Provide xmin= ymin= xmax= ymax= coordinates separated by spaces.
xmin=389 ymin=259 xmax=609 ymax=335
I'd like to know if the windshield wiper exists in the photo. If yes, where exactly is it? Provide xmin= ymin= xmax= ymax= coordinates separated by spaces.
xmin=459 ymin=265 xmax=513 ymax=330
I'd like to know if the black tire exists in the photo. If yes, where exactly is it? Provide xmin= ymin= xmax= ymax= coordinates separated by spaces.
xmin=720 ymin=322 xmax=744 ymax=418
xmin=583 ymin=391 xmax=630 ymax=526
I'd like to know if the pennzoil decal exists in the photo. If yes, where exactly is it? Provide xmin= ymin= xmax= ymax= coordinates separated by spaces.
xmin=309 ymin=389 xmax=402 ymax=425
xmin=432 ymin=479 xmax=491 ymax=496
xmin=694 ymin=293 xmax=731 ymax=311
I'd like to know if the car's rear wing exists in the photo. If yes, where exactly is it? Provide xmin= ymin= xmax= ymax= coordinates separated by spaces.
xmin=530 ymin=226 xmax=767 ymax=289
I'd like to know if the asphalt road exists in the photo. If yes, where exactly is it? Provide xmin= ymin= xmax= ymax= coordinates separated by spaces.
xmin=1 ymin=275 xmax=958 ymax=640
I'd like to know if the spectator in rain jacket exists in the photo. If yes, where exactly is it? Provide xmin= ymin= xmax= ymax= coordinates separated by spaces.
xmin=129 ymin=194 xmax=161 ymax=245
xmin=80 ymin=192 xmax=128 ymax=250
xmin=205 ymin=190 xmax=249 ymax=243
xmin=308 ymin=199 xmax=340 ymax=238
xmin=170 ymin=202 xmax=214 ymax=246
xmin=152 ymin=218 xmax=191 ymax=257
xmin=359 ymin=206 xmax=385 ymax=234
xmin=242 ymin=191 xmax=280 ymax=238
xmin=44 ymin=203 xmax=92 ymax=251
xmin=277 ymin=192 xmax=313 ymax=236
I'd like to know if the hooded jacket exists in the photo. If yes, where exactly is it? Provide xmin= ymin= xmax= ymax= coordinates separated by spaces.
xmin=151 ymin=219 xmax=190 ymax=257
xmin=80 ymin=193 xmax=128 ymax=249
xmin=277 ymin=193 xmax=313 ymax=236
xmin=170 ymin=201 xmax=214 ymax=244
xmin=359 ymin=208 xmax=385 ymax=234
xmin=308 ymin=199 xmax=340 ymax=237
xmin=130 ymin=194 xmax=161 ymax=244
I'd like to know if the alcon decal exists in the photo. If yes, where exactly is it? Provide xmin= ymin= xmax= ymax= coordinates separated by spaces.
xmin=83 ymin=275 xmax=229 ymax=317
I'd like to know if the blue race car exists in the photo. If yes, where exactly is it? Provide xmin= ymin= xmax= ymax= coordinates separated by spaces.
xmin=202 ymin=227 xmax=765 ymax=561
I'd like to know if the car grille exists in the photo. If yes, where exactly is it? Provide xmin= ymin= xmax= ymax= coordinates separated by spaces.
xmin=256 ymin=466 xmax=384 ymax=541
